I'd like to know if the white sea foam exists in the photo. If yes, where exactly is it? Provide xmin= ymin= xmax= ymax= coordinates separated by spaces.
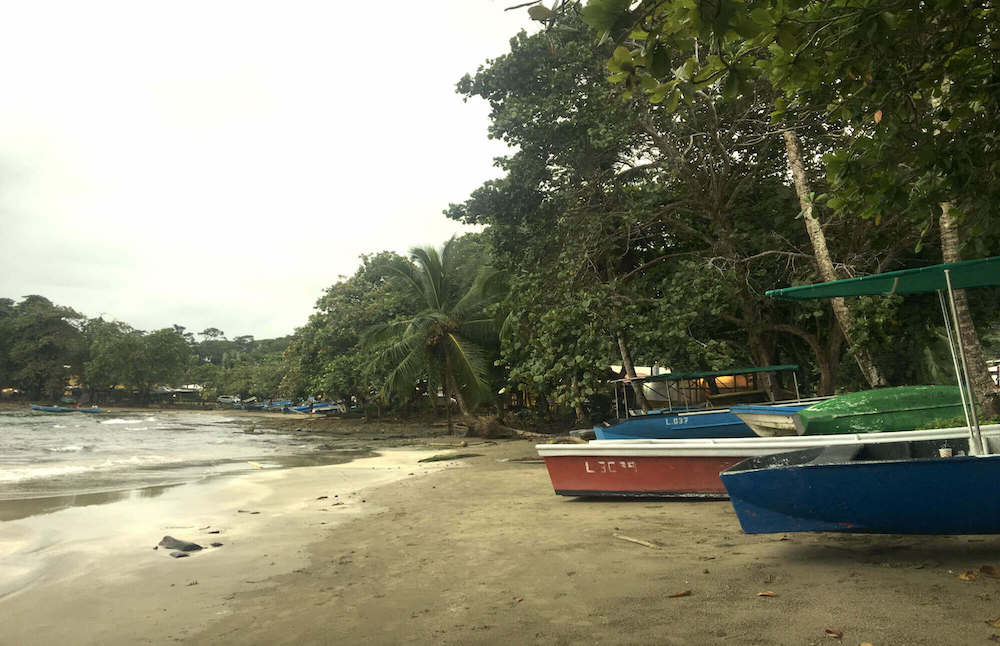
xmin=46 ymin=445 xmax=86 ymax=453
xmin=0 ymin=464 xmax=91 ymax=482
xmin=2 ymin=454 xmax=183 ymax=483
xmin=100 ymin=419 xmax=144 ymax=425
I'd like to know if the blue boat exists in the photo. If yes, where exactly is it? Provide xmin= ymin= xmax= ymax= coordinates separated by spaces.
xmin=597 ymin=408 xmax=754 ymax=440
xmin=595 ymin=365 xmax=814 ymax=440
xmin=30 ymin=404 xmax=74 ymax=413
xmin=290 ymin=402 xmax=340 ymax=414
xmin=722 ymin=256 xmax=1000 ymax=535
xmin=722 ymin=437 xmax=1000 ymax=534
xmin=30 ymin=404 xmax=103 ymax=413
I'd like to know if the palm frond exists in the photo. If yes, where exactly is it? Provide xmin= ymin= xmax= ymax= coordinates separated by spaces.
xmin=498 ymin=310 xmax=516 ymax=344
xmin=443 ymin=333 xmax=491 ymax=404
xmin=453 ymin=267 xmax=506 ymax=319
xmin=383 ymin=258 xmax=425 ymax=300
xmin=409 ymin=246 xmax=445 ymax=310
xmin=384 ymin=340 xmax=433 ymax=401
xmin=457 ymin=317 xmax=499 ymax=347
xmin=376 ymin=332 xmax=426 ymax=367
xmin=361 ymin=319 xmax=412 ymax=348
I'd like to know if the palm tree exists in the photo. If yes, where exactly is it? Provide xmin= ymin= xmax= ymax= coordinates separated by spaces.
xmin=364 ymin=237 xmax=505 ymax=434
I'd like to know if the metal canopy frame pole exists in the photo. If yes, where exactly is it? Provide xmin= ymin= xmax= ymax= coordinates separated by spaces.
xmin=938 ymin=290 xmax=974 ymax=442
xmin=665 ymin=382 xmax=672 ymax=411
xmin=792 ymin=371 xmax=801 ymax=402
xmin=614 ymin=383 xmax=620 ymax=420
xmin=943 ymin=269 xmax=986 ymax=455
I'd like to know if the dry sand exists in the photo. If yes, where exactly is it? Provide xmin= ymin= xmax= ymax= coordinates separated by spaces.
xmin=7 ymin=437 xmax=1000 ymax=645
xmin=198 ymin=442 xmax=1000 ymax=645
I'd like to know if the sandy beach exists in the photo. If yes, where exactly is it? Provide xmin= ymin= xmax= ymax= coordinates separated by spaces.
xmin=6 ymin=432 xmax=1000 ymax=645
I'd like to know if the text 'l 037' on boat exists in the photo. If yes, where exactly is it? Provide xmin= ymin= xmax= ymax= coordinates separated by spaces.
xmin=722 ymin=255 xmax=1000 ymax=534
xmin=595 ymin=365 xmax=825 ymax=440
xmin=535 ymin=424 xmax=1000 ymax=499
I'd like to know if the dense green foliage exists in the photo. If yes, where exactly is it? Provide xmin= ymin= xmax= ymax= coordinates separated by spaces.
xmin=0 ymin=296 xmax=87 ymax=400
xmin=0 ymin=297 xmax=290 ymax=404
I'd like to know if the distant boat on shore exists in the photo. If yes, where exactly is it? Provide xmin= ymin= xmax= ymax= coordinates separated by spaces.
xmin=29 ymin=404 xmax=103 ymax=413
xmin=290 ymin=402 xmax=340 ymax=413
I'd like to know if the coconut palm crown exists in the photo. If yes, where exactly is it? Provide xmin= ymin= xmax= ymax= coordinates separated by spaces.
xmin=363 ymin=237 xmax=505 ymax=418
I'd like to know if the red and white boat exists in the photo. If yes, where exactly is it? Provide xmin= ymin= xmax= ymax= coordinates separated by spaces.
xmin=536 ymin=424 xmax=1000 ymax=498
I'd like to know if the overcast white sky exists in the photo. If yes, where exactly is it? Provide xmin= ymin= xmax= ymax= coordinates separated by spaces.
xmin=0 ymin=1 xmax=537 ymax=339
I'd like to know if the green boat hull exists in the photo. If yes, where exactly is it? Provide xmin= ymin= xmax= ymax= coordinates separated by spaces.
xmin=796 ymin=385 xmax=964 ymax=435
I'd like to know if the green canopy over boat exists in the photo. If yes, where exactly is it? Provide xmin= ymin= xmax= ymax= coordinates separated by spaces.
xmin=765 ymin=255 xmax=1000 ymax=455
xmin=766 ymin=256 xmax=1000 ymax=301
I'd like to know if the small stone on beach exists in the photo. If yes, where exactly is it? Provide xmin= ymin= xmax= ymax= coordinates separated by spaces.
xmin=169 ymin=551 xmax=190 ymax=558
xmin=158 ymin=536 xmax=203 ymax=552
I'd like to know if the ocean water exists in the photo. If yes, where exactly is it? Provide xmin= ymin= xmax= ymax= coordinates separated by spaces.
xmin=0 ymin=410 xmax=364 ymax=501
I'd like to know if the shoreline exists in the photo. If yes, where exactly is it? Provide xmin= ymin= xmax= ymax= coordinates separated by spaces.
xmin=6 ymin=437 xmax=1000 ymax=644
xmin=0 ymin=446 xmax=457 ymax=644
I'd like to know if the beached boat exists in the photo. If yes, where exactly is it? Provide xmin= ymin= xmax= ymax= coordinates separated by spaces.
xmin=29 ymin=404 xmax=103 ymax=413
xmin=731 ymin=385 xmax=964 ymax=437
xmin=30 ymin=404 xmax=74 ymax=413
xmin=721 ymin=436 xmax=1000 ymax=533
xmin=721 ymin=256 xmax=1000 ymax=534
xmin=536 ymin=424 xmax=1000 ymax=498
xmin=290 ymin=402 xmax=339 ymax=413
xmin=727 ymin=404 xmax=805 ymax=436
xmin=595 ymin=365 xmax=821 ymax=440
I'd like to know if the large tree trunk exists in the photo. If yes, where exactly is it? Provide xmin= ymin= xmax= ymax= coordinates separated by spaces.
xmin=571 ymin=374 xmax=587 ymax=424
xmin=617 ymin=331 xmax=651 ymax=412
xmin=739 ymin=296 xmax=777 ymax=401
xmin=939 ymin=202 xmax=999 ymax=417
xmin=783 ymin=130 xmax=888 ymax=389
xmin=441 ymin=368 xmax=454 ymax=434
xmin=772 ymin=321 xmax=842 ymax=396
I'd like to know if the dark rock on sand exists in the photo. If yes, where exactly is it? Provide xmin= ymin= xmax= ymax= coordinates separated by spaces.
xmin=159 ymin=536 xmax=203 ymax=552
xmin=210 ymin=542 xmax=224 ymax=547
xmin=169 ymin=551 xmax=190 ymax=558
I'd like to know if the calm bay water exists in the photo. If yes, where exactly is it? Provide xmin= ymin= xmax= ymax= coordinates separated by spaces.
xmin=0 ymin=409 xmax=365 ymax=501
